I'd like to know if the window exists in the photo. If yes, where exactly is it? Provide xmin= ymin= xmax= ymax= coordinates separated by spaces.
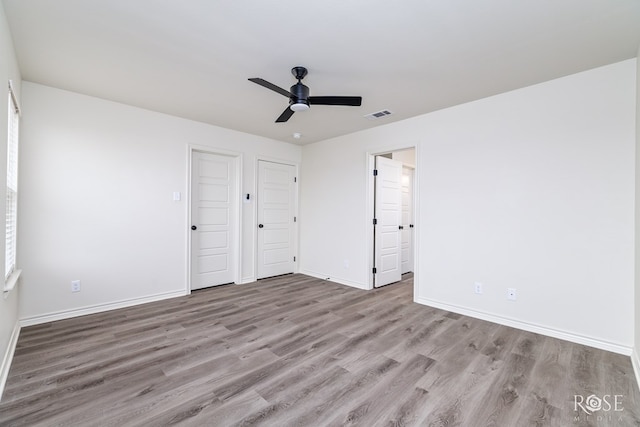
xmin=6 ymin=80 xmax=19 ymax=284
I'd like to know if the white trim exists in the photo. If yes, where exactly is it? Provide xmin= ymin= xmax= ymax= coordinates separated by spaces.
xmin=366 ymin=153 xmax=375 ymax=290
xmin=19 ymin=290 xmax=186 ymax=327
xmin=185 ymin=144 xmax=192 ymax=294
xmin=7 ymin=80 xmax=20 ymax=115
xmin=298 ymin=269 xmax=369 ymax=290
xmin=632 ymin=348 xmax=640 ymax=391
xmin=415 ymin=296 xmax=632 ymax=355
xmin=3 ymin=269 xmax=21 ymax=294
xmin=0 ymin=320 xmax=20 ymax=401
xmin=411 ymin=147 xmax=420 ymax=301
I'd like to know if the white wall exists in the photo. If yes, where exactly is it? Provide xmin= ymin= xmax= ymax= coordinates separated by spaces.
xmin=300 ymin=59 xmax=636 ymax=352
xmin=18 ymin=82 xmax=301 ymax=322
xmin=0 ymin=1 xmax=21 ymax=397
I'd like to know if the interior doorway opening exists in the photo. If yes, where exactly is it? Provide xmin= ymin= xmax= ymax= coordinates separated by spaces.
xmin=370 ymin=148 xmax=416 ymax=290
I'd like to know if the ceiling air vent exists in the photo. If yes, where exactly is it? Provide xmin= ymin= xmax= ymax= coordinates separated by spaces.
xmin=364 ymin=109 xmax=393 ymax=120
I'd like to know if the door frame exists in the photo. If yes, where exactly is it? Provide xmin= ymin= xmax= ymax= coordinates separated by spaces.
xmin=254 ymin=156 xmax=300 ymax=280
xmin=366 ymin=145 xmax=419 ymax=293
xmin=187 ymin=145 xmax=243 ymax=293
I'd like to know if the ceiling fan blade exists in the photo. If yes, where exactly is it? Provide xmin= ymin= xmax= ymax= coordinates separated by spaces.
xmin=309 ymin=96 xmax=362 ymax=106
xmin=275 ymin=106 xmax=294 ymax=123
xmin=248 ymin=78 xmax=292 ymax=98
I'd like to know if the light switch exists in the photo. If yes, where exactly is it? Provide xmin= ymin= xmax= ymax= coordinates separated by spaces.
xmin=173 ymin=192 xmax=181 ymax=201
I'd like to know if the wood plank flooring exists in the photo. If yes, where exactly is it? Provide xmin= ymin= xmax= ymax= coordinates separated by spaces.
xmin=1 ymin=273 xmax=639 ymax=426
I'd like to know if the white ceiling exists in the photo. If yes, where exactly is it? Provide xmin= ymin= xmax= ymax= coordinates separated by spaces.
xmin=3 ymin=0 xmax=640 ymax=145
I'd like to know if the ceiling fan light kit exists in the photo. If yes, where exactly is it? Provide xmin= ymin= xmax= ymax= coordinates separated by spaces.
xmin=249 ymin=66 xmax=362 ymax=123
xmin=290 ymin=102 xmax=309 ymax=112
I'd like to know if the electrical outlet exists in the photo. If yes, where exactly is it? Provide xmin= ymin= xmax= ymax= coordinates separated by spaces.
xmin=71 ymin=280 xmax=81 ymax=293
xmin=507 ymin=288 xmax=516 ymax=301
xmin=344 ymin=259 xmax=350 ymax=268
xmin=474 ymin=282 xmax=483 ymax=294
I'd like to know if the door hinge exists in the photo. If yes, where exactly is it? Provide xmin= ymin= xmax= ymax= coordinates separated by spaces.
xmin=373 ymin=218 xmax=377 ymax=225
xmin=293 ymin=256 xmax=296 ymax=262
xmin=294 ymin=176 xmax=297 ymax=183
xmin=372 ymin=267 xmax=377 ymax=274
xmin=373 ymin=169 xmax=378 ymax=176
xmin=294 ymin=216 xmax=297 ymax=222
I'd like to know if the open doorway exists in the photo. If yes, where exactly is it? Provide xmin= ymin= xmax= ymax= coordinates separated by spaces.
xmin=369 ymin=148 xmax=416 ymax=289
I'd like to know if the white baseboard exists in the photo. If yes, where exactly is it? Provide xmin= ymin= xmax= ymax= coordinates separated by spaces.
xmin=20 ymin=290 xmax=187 ymax=327
xmin=298 ymin=269 xmax=369 ymax=290
xmin=631 ymin=349 xmax=640 ymax=390
xmin=415 ymin=296 xmax=632 ymax=356
xmin=0 ymin=320 xmax=20 ymax=401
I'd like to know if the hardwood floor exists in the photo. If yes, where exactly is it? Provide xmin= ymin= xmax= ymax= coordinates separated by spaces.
xmin=1 ymin=273 xmax=639 ymax=426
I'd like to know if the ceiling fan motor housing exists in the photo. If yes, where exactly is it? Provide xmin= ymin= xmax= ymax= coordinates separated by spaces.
xmin=290 ymin=82 xmax=310 ymax=109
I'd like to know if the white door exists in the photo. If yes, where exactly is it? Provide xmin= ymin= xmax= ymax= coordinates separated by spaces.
xmin=374 ymin=156 xmax=403 ymax=287
xmin=401 ymin=166 xmax=414 ymax=274
xmin=190 ymin=151 xmax=237 ymax=290
xmin=257 ymin=160 xmax=296 ymax=279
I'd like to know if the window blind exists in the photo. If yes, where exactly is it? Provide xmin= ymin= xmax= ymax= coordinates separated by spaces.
xmin=6 ymin=81 xmax=19 ymax=280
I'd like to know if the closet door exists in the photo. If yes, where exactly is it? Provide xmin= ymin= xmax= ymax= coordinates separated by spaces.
xmin=190 ymin=151 xmax=237 ymax=290
xmin=401 ymin=166 xmax=414 ymax=274
xmin=257 ymin=160 xmax=296 ymax=279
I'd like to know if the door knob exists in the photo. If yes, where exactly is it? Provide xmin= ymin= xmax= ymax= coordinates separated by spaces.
xmin=258 ymin=224 xmax=264 ymax=228
xmin=398 ymin=225 xmax=404 ymax=230
xmin=191 ymin=225 xmax=197 ymax=230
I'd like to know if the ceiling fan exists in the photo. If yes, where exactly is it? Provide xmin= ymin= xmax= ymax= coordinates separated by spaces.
xmin=249 ymin=66 xmax=362 ymax=123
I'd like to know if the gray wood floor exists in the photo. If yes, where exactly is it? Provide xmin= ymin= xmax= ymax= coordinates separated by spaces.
xmin=1 ymin=273 xmax=639 ymax=426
